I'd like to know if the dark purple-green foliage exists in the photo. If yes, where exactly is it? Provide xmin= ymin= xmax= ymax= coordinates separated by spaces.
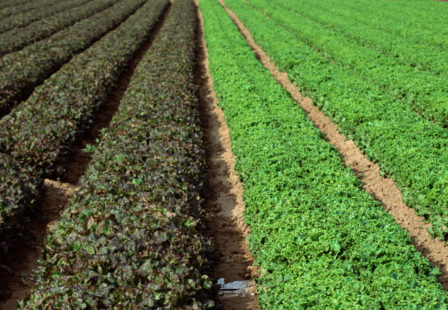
xmin=0 ymin=0 xmax=167 ymax=258
xmin=0 ymin=153 xmax=40 ymax=254
xmin=202 ymin=0 xmax=448 ymax=308
xmin=0 ymin=0 xmax=145 ymax=117
xmin=0 ymin=0 xmax=118 ymax=56
xmin=0 ymin=0 xmax=91 ymax=33
xmin=21 ymin=0 xmax=213 ymax=308
xmin=0 ymin=0 xmax=58 ymax=19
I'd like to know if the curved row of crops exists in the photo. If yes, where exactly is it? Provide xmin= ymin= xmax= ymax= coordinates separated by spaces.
xmin=0 ymin=0 xmax=117 ymax=56
xmin=0 ymin=0 xmax=143 ymax=117
xmin=0 ymin=0 xmax=58 ymax=18
xmin=200 ymin=0 xmax=448 ymax=308
xmin=20 ymin=1 xmax=215 ymax=307
xmin=0 ymin=0 xmax=90 ymax=33
xmin=226 ymin=0 xmax=448 ymax=241
xmin=245 ymin=0 xmax=448 ymax=127
xmin=1 ymin=0 xmax=448 ymax=308
xmin=0 ymin=0 xmax=167 ymax=255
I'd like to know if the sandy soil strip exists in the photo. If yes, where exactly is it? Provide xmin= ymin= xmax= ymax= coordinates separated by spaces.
xmin=195 ymin=1 xmax=260 ymax=309
xmin=0 ymin=6 xmax=172 ymax=308
xmin=219 ymin=0 xmax=448 ymax=290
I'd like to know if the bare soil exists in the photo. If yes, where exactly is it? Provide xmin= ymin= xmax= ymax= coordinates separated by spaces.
xmin=195 ymin=1 xmax=260 ymax=309
xmin=220 ymin=0 xmax=448 ymax=290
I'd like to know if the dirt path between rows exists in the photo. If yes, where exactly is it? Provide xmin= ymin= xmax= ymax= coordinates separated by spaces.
xmin=195 ymin=1 xmax=260 ymax=309
xmin=0 ymin=4 xmax=172 ymax=308
xmin=219 ymin=0 xmax=448 ymax=290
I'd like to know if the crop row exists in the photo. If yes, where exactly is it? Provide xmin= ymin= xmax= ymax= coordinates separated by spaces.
xmin=288 ymin=0 xmax=448 ymax=56
xmin=201 ymin=0 xmax=448 ymax=307
xmin=20 ymin=0 xmax=214 ymax=308
xmin=273 ymin=0 xmax=448 ymax=75
xmin=0 ymin=0 xmax=145 ymax=118
xmin=246 ymin=0 xmax=448 ymax=128
xmin=0 ymin=0 xmax=58 ymax=19
xmin=344 ymin=0 xmax=447 ymax=38
xmin=0 ymin=0 xmax=27 ymax=11
xmin=0 ymin=0 xmax=91 ymax=34
xmin=0 ymin=0 xmax=167 ymax=257
xmin=227 ymin=0 xmax=448 ymax=241
xmin=0 ymin=0 xmax=117 ymax=56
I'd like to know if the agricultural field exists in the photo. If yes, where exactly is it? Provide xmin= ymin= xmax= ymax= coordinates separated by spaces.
xmin=0 ymin=0 xmax=448 ymax=308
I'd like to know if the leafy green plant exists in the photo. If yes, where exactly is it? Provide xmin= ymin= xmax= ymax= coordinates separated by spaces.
xmin=82 ymin=144 xmax=95 ymax=153
xmin=226 ymin=0 xmax=448 ymax=242
xmin=201 ymin=0 xmax=448 ymax=307
xmin=246 ymin=0 xmax=448 ymax=128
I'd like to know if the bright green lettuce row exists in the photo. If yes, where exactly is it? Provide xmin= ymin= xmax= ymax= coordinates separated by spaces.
xmin=0 ymin=0 xmax=118 ymax=56
xmin=202 ymin=0 xmax=448 ymax=308
xmin=21 ymin=0 xmax=213 ymax=307
xmin=0 ymin=0 xmax=145 ymax=117
xmin=226 ymin=0 xmax=448 ymax=241
xmin=284 ymin=0 xmax=448 ymax=56
xmin=334 ymin=0 xmax=448 ymax=37
xmin=246 ymin=0 xmax=448 ymax=128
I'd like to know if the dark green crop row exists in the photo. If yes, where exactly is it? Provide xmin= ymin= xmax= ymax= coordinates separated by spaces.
xmin=0 ymin=0 xmax=167 ymax=257
xmin=0 ymin=0 xmax=58 ymax=19
xmin=0 ymin=0 xmax=117 ymax=56
xmin=0 ymin=0 xmax=145 ymax=118
xmin=226 ymin=0 xmax=448 ymax=241
xmin=21 ymin=0 xmax=213 ymax=308
xmin=246 ymin=0 xmax=448 ymax=128
xmin=0 ymin=0 xmax=91 ymax=34
xmin=201 ymin=0 xmax=448 ymax=308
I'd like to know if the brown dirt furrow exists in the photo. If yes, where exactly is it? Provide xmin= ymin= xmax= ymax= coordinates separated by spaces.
xmin=219 ymin=0 xmax=448 ymax=290
xmin=0 ymin=5 xmax=172 ymax=308
xmin=195 ymin=1 xmax=260 ymax=309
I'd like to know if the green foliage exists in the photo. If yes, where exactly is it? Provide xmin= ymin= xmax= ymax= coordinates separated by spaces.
xmin=21 ymin=0 xmax=213 ymax=308
xmin=226 ymin=0 xmax=448 ymax=242
xmin=0 ymin=0 xmax=117 ymax=56
xmin=245 ymin=0 xmax=448 ymax=127
xmin=0 ymin=0 xmax=146 ymax=116
xmin=201 ymin=0 xmax=448 ymax=308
